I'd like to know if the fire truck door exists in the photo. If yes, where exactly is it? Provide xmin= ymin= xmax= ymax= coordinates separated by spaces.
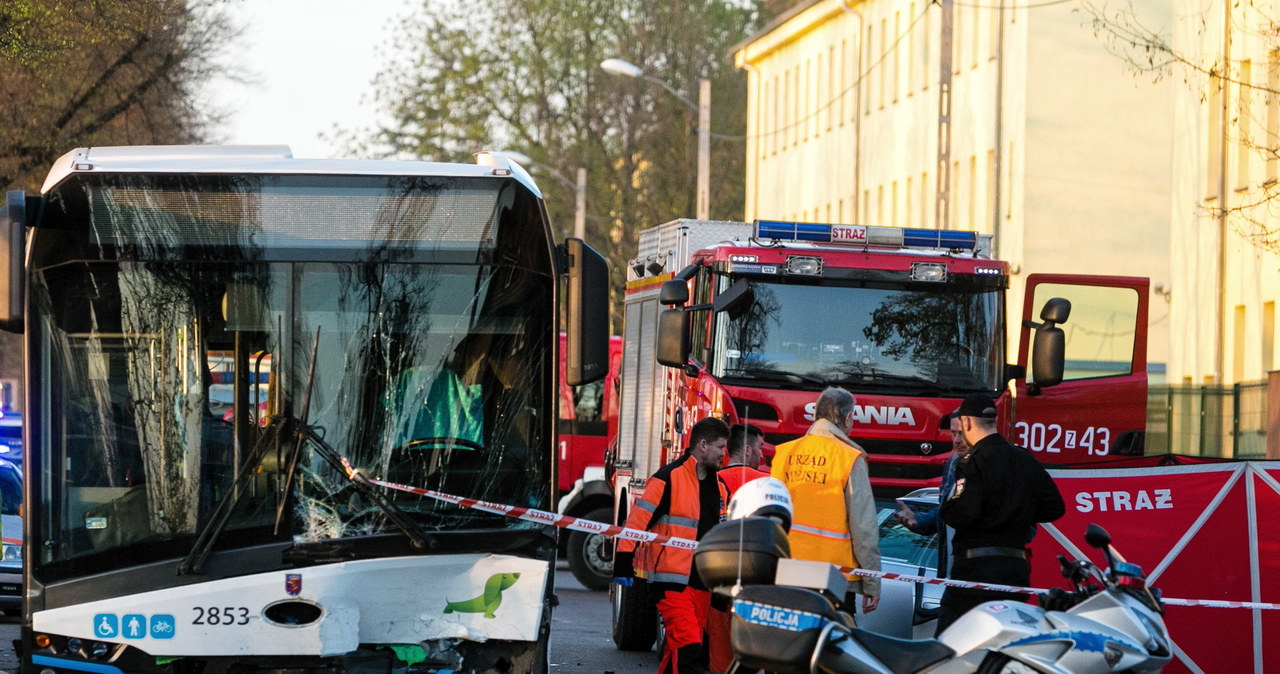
xmin=1012 ymin=274 xmax=1149 ymax=465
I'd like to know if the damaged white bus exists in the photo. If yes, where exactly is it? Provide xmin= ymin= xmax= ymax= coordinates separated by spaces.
xmin=1 ymin=146 xmax=609 ymax=673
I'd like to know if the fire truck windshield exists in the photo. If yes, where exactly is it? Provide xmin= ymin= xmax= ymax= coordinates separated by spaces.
xmin=709 ymin=277 xmax=1004 ymax=393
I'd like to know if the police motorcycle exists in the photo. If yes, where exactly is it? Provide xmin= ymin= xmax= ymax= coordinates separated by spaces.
xmin=694 ymin=480 xmax=1172 ymax=674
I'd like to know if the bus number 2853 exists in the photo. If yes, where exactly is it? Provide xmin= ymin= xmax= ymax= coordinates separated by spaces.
xmin=1013 ymin=422 xmax=1111 ymax=456
xmin=192 ymin=606 xmax=251 ymax=625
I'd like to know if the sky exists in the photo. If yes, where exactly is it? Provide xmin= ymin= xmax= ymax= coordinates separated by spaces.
xmin=209 ymin=0 xmax=415 ymax=159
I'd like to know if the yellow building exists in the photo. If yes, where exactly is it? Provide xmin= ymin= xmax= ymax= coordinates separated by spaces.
xmin=733 ymin=0 xmax=1172 ymax=375
xmin=1169 ymin=0 xmax=1280 ymax=387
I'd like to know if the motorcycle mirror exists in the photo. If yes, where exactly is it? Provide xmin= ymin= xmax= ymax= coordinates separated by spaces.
xmin=1084 ymin=524 xmax=1111 ymax=549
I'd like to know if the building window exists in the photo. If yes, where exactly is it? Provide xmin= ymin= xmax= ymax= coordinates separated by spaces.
xmin=794 ymin=64 xmax=802 ymax=147
xmin=892 ymin=180 xmax=900 ymax=224
xmin=828 ymin=45 xmax=836 ymax=131
xmin=879 ymin=18 xmax=888 ymax=109
xmin=893 ymin=11 xmax=901 ymax=103
xmin=906 ymin=176 xmax=914 ymax=227
xmin=987 ymin=149 xmax=996 ymax=232
xmin=1238 ymin=59 xmax=1253 ymax=190
xmin=989 ymin=2 xmax=999 ymax=61
xmin=866 ymin=25 xmax=874 ymax=115
xmin=907 ymin=3 xmax=916 ymax=96
xmin=762 ymin=79 xmax=770 ymax=160
xmin=841 ymin=39 xmax=849 ymax=125
xmin=1265 ymin=301 xmax=1276 ymax=372
xmin=863 ymin=188 xmax=871 ymax=224
xmin=1233 ymin=304 xmax=1246 ymax=383
xmin=1207 ymin=74 xmax=1223 ymax=199
xmin=953 ymin=6 xmax=962 ymax=75
xmin=1006 ymin=141 xmax=1015 ymax=219
xmin=1268 ymin=52 xmax=1279 ymax=184
xmin=921 ymin=171 xmax=929 ymax=228
xmin=962 ymin=155 xmax=972 ymax=232
xmin=774 ymin=74 xmax=782 ymax=156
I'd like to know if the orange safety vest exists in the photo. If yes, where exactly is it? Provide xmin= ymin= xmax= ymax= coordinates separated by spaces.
xmin=771 ymin=434 xmax=860 ymax=574
xmin=718 ymin=464 xmax=769 ymax=496
xmin=618 ymin=454 xmax=728 ymax=585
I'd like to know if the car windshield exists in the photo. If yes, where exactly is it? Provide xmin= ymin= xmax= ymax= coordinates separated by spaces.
xmin=30 ymin=173 xmax=554 ymax=578
xmin=876 ymin=499 xmax=938 ymax=569
xmin=711 ymin=277 xmax=1004 ymax=393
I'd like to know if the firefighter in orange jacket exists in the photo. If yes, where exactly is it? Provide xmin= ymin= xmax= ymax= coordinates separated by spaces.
xmin=614 ymin=416 xmax=731 ymax=674
xmin=772 ymin=387 xmax=881 ymax=615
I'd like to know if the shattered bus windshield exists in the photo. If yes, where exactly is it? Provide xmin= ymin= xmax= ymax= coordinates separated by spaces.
xmin=30 ymin=174 xmax=553 ymax=578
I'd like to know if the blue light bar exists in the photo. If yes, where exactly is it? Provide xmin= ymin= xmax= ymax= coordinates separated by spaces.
xmin=755 ymin=220 xmax=833 ymax=242
xmin=902 ymin=228 xmax=978 ymax=250
xmin=754 ymin=220 xmax=979 ymax=251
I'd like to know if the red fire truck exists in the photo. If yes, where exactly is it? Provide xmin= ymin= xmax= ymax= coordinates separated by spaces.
xmin=556 ymin=333 xmax=622 ymax=590
xmin=607 ymin=218 xmax=1150 ymax=649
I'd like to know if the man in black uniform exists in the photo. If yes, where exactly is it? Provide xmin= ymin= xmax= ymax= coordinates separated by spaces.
xmin=936 ymin=393 xmax=1065 ymax=634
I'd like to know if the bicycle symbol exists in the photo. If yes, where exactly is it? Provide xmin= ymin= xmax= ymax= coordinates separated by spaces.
xmin=149 ymin=614 xmax=177 ymax=640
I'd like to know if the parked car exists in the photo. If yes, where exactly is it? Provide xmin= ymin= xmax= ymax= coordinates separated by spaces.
xmin=0 ymin=411 xmax=21 ymax=465
xmin=855 ymin=487 xmax=943 ymax=638
xmin=0 ymin=457 xmax=21 ymax=614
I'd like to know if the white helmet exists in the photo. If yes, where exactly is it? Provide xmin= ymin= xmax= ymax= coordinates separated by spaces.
xmin=727 ymin=477 xmax=793 ymax=531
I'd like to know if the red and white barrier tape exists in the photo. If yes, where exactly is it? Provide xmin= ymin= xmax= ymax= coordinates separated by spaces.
xmin=347 ymin=463 xmax=1280 ymax=610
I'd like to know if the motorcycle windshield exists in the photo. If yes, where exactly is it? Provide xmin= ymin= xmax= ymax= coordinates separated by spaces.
xmin=710 ymin=276 xmax=1004 ymax=393
xmin=30 ymin=173 xmax=554 ymax=579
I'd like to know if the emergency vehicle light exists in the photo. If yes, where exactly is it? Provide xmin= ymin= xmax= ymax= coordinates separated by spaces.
xmin=754 ymin=220 xmax=979 ymax=251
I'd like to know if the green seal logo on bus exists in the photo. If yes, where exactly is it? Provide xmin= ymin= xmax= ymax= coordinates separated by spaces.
xmin=443 ymin=572 xmax=521 ymax=618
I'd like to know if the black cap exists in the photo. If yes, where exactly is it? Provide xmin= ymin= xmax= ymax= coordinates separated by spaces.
xmin=955 ymin=393 xmax=997 ymax=420
xmin=937 ymin=412 xmax=954 ymax=430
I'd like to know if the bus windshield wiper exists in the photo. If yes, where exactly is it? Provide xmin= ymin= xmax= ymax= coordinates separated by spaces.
xmin=177 ymin=424 xmax=282 ymax=575
xmin=827 ymin=371 xmax=956 ymax=392
xmin=273 ymin=328 xmax=433 ymax=550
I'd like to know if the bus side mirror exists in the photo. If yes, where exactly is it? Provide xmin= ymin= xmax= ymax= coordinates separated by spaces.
xmin=0 ymin=191 xmax=27 ymax=333
xmin=565 ymin=238 xmax=609 ymax=386
xmin=1027 ymin=297 xmax=1070 ymax=388
xmin=656 ymin=309 xmax=690 ymax=368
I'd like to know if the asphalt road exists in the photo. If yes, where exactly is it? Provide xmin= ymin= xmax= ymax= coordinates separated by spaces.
xmin=0 ymin=562 xmax=653 ymax=673
xmin=549 ymin=560 xmax=658 ymax=672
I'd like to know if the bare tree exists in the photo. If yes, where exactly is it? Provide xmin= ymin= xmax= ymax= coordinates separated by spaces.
xmin=1081 ymin=0 xmax=1280 ymax=252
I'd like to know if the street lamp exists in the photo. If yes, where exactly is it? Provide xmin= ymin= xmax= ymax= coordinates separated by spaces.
xmin=502 ymin=151 xmax=587 ymax=241
xmin=601 ymin=58 xmax=711 ymax=220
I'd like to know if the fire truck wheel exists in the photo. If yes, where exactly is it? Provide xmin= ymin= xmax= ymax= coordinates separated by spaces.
xmin=566 ymin=507 xmax=613 ymax=591
xmin=611 ymin=577 xmax=658 ymax=651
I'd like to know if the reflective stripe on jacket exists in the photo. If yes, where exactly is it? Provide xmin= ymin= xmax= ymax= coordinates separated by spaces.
xmin=618 ymin=453 xmax=728 ymax=586
xmin=772 ymin=433 xmax=859 ymax=573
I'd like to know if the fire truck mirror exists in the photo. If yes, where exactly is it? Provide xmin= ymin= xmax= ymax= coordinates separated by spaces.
xmin=659 ymin=279 xmax=689 ymax=306
xmin=1039 ymin=297 xmax=1072 ymax=324
xmin=1031 ymin=325 xmax=1065 ymax=388
xmin=656 ymin=308 xmax=690 ymax=368
xmin=712 ymin=279 xmax=753 ymax=319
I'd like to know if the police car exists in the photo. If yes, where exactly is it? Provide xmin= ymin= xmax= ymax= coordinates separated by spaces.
xmin=856 ymin=488 xmax=943 ymax=639
xmin=0 ymin=411 xmax=21 ymax=465
xmin=0 ymin=457 xmax=21 ymax=613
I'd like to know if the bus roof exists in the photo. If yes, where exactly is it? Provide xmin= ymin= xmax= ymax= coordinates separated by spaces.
xmin=40 ymin=145 xmax=542 ymax=198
